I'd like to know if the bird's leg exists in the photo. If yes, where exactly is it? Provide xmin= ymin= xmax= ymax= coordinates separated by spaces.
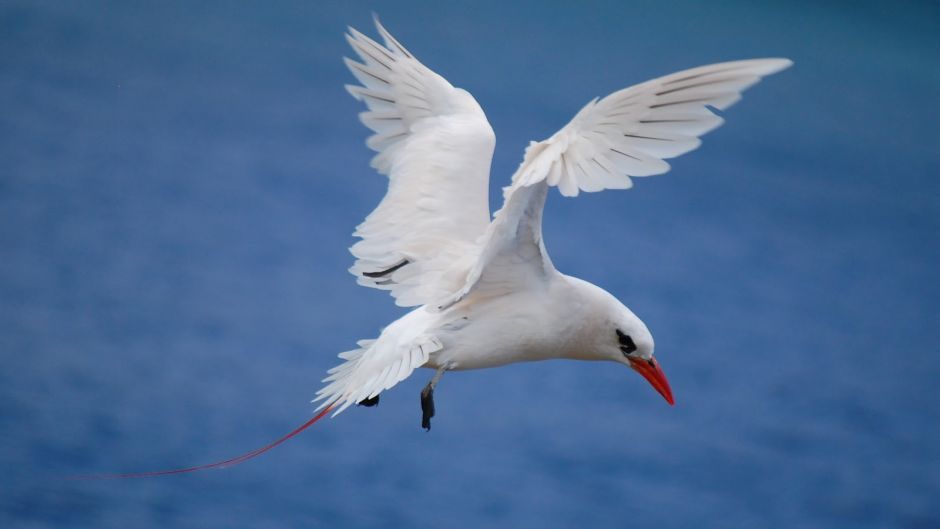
xmin=420 ymin=367 xmax=446 ymax=431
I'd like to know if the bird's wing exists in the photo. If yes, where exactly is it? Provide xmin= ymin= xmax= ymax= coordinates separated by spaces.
xmin=345 ymin=18 xmax=496 ymax=307
xmin=314 ymin=336 xmax=443 ymax=416
xmin=438 ymin=59 xmax=792 ymax=309
xmin=314 ymin=308 xmax=443 ymax=415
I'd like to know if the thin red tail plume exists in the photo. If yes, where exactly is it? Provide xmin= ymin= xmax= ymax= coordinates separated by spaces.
xmin=67 ymin=405 xmax=333 ymax=480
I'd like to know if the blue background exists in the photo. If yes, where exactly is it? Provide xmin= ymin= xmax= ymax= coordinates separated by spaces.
xmin=2 ymin=1 xmax=938 ymax=527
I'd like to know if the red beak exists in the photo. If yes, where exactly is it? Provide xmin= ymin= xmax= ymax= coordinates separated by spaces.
xmin=628 ymin=355 xmax=674 ymax=405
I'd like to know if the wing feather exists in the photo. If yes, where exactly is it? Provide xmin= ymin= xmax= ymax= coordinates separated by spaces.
xmin=314 ymin=326 xmax=442 ymax=415
xmin=512 ymin=58 xmax=792 ymax=196
xmin=437 ymin=58 xmax=791 ymax=309
xmin=345 ymin=18 xmax=496 ymax=307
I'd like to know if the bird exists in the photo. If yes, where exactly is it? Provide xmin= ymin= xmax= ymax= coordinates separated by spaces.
xmin=73 ymin=17 xmax=791 ymax=479
xmin=313 ymin=18 xmax=791 ymax=430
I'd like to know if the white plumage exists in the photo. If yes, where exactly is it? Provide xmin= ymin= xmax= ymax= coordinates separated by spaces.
xmin=314 ymin=18 xmax=791 ymax=420
xmin=343 ymin=23 xmax=495 ymax=308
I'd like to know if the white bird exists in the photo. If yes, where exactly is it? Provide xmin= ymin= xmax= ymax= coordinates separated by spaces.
xmin=313 ymin=18 xmax=792 ymax=429
xmin=77 ymin=18 xmax=792 ymax=479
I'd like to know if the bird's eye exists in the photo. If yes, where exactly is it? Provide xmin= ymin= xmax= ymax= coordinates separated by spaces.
xmin=616 ymin=329 xmax=637 ymax=356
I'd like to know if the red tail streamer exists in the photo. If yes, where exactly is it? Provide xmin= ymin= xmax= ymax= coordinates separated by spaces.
xmin=68 ymin=405 xmax=333 ymax=480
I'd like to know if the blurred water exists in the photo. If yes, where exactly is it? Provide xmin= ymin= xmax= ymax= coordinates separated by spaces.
xmin=1 ymin=1 xmax=938 ymax=528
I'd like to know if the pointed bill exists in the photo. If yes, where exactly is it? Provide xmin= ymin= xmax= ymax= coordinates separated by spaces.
xmin=628 ymin=356 xmax=674 ymax=405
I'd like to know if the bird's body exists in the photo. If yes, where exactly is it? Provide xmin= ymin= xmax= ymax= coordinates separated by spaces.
xmin=312 ymin=18 xmax=792 ymax=425
xmin=76 ymin=17 xmax=792 ymax=479
xmin=373 ymin=272 xmax=646 ymax=373
xmin=427 ymin=274 xmax=620 ymax=371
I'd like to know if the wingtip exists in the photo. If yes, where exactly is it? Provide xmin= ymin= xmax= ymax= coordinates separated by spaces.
xmin=769 ymin=57 xmax=794 ymax=72
xmin=371 ymin=14 xmax=413 ymax=58
xmin=756 ymin=58 xmax=794 ymax=76
xmin=371 ymin=13 xmax=392 ymax=43
xmin=713 ymin=57 xmax=794 ymax=77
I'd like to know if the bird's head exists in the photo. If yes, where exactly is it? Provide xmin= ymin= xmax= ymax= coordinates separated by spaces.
xmin=591 ymin=292 xmax=674 ymax=406
xmin=612 ymin=324 xmax=673 ymax=406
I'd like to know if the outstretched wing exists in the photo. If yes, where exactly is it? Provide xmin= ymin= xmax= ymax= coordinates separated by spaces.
xmin=510 ymin=59 xmax=793 ymax=196
xmin=345 ymin=18 xmax=496 ymax=307
xmin=440 ymin=58 xmax=792 ymax=308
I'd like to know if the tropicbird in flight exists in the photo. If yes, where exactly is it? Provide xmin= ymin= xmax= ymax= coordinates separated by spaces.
xmin=314 ymin=19 xmax=791 ymax=430
xmin=75 ymin=18 xmax=790 ymax=479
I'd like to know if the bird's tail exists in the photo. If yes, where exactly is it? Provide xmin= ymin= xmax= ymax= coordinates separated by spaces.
xmin=66 ymin=405 xmax=333 ymax=480
xmin=313 ymin=339 xmax=377 ymax=414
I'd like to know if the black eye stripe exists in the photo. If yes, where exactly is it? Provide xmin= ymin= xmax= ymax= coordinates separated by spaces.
xmin=616 ymin=329 xmax=628 ymax=344
xmin=616 ymin=329 xmax=637 ymax=355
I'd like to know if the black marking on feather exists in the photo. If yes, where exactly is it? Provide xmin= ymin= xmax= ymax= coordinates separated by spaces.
xmin=661 ymin=66 xmax=744 ymax=86
xmin=374 ymin=18 xmax=414 ymax=59
xmin=375 ymin=131 xmax=408 ymax=143
xmin=349 ymin=61 xmax=391 ymax=85
xmin=355 ymin=90 xmax=397 ymax=105
xmin=638 ymin=119 xmax=698 ymax=124
xmin=358 ymin=395 xmax=380 ymax=407
xmin=406 ymin=103 xmax=433 ymax=113
xmin=608 ymin=108 xmax=641 ymax=118
xmin=610 ymin=148 xmax=641 ymax=161
xmin=623 ymin=133 xmax=672 ymax=142
xmin=349 ymin=39 xmax=394 ymax=71
xmin=591 ymin=157 xmax=612 ymax=174
xmin=610 ymin=94 xmax=644 ymax=109
xmin=650 ymin=97 xmax=714 ymax=109
xmin=363 ymin=259 xmax=410 ymax=278
xmin=353 ymin=31 xmax=397 ymax=63
xmin=575 ymin=160 xmax=589 ymax=178
xmin=655 ymin=76 xmax=740 ymax=96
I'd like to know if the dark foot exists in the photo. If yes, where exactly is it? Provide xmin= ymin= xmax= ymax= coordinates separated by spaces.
xmin=420 ymin=386 xmax=435 ymax=431
xmin=358 ymin=395 xmax=380 ymax=407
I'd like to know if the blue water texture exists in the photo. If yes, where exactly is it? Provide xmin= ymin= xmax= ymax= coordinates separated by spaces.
xmin=2 ymin=1 xmax=938 ymax=528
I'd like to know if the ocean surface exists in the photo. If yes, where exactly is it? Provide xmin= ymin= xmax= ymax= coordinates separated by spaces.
xmin=2 ymin=1 xmax=938 ymax=528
